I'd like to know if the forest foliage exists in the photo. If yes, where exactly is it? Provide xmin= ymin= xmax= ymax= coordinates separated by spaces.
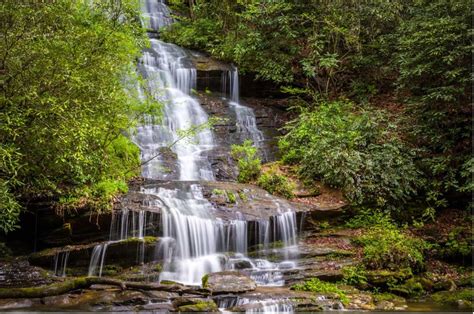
xmin=164 ymin=0 xmax=472 ymax=214
xmin=0 ymin=0 xmax=155 ymax=233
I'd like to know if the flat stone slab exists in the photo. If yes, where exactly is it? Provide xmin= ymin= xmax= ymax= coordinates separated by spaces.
xmin=205 ymin=271 xmax=256 ymax=294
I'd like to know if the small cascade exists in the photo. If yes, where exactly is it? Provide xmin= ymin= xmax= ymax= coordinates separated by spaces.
xmin=109 ymin=209 xmax=160 ymax=241
xmin=141 ymin=0 xmax=173 ymax=31
xmin=53 ymin=251 xmax=70 ymax=277
xmin=88 ymin=242 xmax=109 ymax=277
xmin=217 ymin=297 xmax=294 ymax=313
xmin=222 ymin=67 xmax=265 ymax=151
xmin=245 ymin=300 xmax=294 ymax=314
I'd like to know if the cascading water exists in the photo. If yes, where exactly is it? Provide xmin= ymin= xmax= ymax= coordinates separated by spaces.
xmin=53 ymin=251 xmax=70 ymax=277
xmin=134 ymin=39 xmax=215 ymax=181
xmin=223 ymin=67 xmax=266 ymax=154
xmin=134 ymin=0 xmax=215 ymax=181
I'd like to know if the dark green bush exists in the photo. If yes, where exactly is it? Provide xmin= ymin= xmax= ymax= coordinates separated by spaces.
xmin=279 ymin=100 xmax=421 ymax=209
xmin=257 ymin=168 xmax=294 ymax=199
xmin=356 ymin=224 xmax=429 ymax=272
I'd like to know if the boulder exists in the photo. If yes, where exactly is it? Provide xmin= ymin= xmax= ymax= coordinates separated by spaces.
xmin=204 ymin=271 xmax=256 ymax=294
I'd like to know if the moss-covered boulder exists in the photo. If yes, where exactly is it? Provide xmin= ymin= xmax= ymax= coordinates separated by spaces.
xmin=431 ymin=288 xmax=474 ymax=310
xmin=173 ymin=297 xmax=218 ymax=312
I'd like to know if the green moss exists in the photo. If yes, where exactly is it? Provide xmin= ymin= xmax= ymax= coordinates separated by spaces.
xmin=372 ymin=292 xmax=405 ymax=303
xmin=365 ymin=268 xmax=413 ymax=287
xmin=291 ymin=278 xmax=349 ymax=304
xmin=201 ymin=274 xmax=209 ymax=288
xmin=123 ymin=236 xmax=158 ymax=244
xmin=238 ymin=190 xmax=248 ymax=202
xmin=389 ymin=278 xmax=424 ymax=297
xmin=178 ymin=300 xmax=218 ymax=312
xmin=269 ymin=240 xmax=284 ymax=249
xmin=160 ymin=280 xmax=179 ymax=285
xmin=154 ymin=263 xmax=162 ymax=272
xmin=101 ymin=264 xmax=123 ymax=276
xmin=212 ymin=189 xmax=225 ymax=196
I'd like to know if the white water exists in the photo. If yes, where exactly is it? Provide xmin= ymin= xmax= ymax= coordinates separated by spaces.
xmin=141 ymin=0 xmax=173 ymax=31
xmin=134 ymin=39 xmax=215 ymax=180
xmin=217 ymin=297 xmax=294 ymax=314
xmin=223 ymin=67 xmax=265 ymax=152
xmin=53 ymin=251 xmax=70 ymax=277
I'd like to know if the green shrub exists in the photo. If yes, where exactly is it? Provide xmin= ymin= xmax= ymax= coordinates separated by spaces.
xmin=257 ymin=169 xmax=294 ymax=199
xmin=279 ymin=101 xmax=421 ymax=209
xmin=356 ymin=224 xmax=429 ymax=272
xmin=292 ymin=278 xmax=348 ymax=304
xmin=226 ymin=191 xmax=236 ymax=204
xmin=231 ymin=140 xmax=261 ymax=183
xmin=440 ymin=227 xmax=472 ymax=259
xmin=342 ymin=265 xmax=368 ymax=286
xmin=0 ymin=180 xmax=21 ymax=234
xmin=346 ymin=209 xmax=394 ymax=229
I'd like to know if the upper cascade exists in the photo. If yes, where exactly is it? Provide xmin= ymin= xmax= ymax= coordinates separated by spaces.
xmin=133 ymin=1 xmax=215 ymax=181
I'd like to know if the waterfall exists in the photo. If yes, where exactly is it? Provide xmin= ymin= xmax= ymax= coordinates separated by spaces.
xmin=53 ymin=251 xmax=70 ymax=277
xmin=216 ymin=297 xmax=294 ymax=313
xmin=245 ymin=300 xmax=294 ymax=314
xmin=88 ymin=242 xmax=109 ymax=277
xmin=222 ymin=67 xmax=265 ymax=151
xmin=86 ymin=0 xmax=300 ymax=288
xmin=134 ymin=40 xmax=215 ymax=181
xmin=141 ymin=0 xmax=173 ymax=31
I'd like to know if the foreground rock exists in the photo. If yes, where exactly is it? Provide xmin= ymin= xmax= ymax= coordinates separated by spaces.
xmin=205 ymin=271 xmax=256 ymax=294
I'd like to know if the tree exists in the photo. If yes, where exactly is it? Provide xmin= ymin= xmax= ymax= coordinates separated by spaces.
xmin=0 ymin=0 xmax=154 ymax=232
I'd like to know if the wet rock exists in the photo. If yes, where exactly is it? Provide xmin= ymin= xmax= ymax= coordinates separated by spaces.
xmin=140 ymin=302 xmax=174 ymax=311
xmin=0 ymin=259 xmax=54 ymax=288
xmin=0 ymin=298 xmax=39 ymax=310
xmin=113 ymin=290 xmax=149 ymax=306
xmin=232 ymin=259 xmax=254 ymax=270
xmin=375 ymin=300 xmax=395 ymax=310
xmin=144 ymin=290 xmax=179 ymax=303
xmin=29 ymin=237 xmax=159 ymax=273
xmin=41 ymin=294 xmax=74 ymax=307
xmin=205 ymin=271 xmax=257 ymax=294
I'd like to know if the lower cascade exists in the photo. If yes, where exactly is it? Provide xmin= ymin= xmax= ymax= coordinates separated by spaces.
xmin=86 ymin=184 xmax=300 ymax=287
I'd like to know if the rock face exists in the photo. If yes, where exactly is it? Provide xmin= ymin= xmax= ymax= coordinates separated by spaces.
xmin=205 ymin=271 xmax=257 ymax=294
xmin=28 ymin=238 xmax=159 ymax=273
xmin=198 ymin=93 xmax=291 ymax=174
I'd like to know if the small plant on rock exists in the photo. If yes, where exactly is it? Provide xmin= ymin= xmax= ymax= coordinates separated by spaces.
xmin=291 ymin=278 xmax=348 ymax=304
xmin=231 ymin=140 xmax=261 ymax=183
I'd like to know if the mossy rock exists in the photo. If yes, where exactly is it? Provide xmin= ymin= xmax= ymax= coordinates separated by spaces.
xmin=178 ymin=300 xmax=218 ymax=312
xmin=456 ymin=274 xmax=474 ymax=288
xmin=433 ymin=278 xmax=457 ymax=292
xmin=365 ymin=268 xmax=412 ymax=287
xmin=173 ymin=297 xmax=218 ymax=312
xmin=431 ymin=288 xmax=474 ymax=309
xmin=389 ymin=278 xmax=424 ymax=297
